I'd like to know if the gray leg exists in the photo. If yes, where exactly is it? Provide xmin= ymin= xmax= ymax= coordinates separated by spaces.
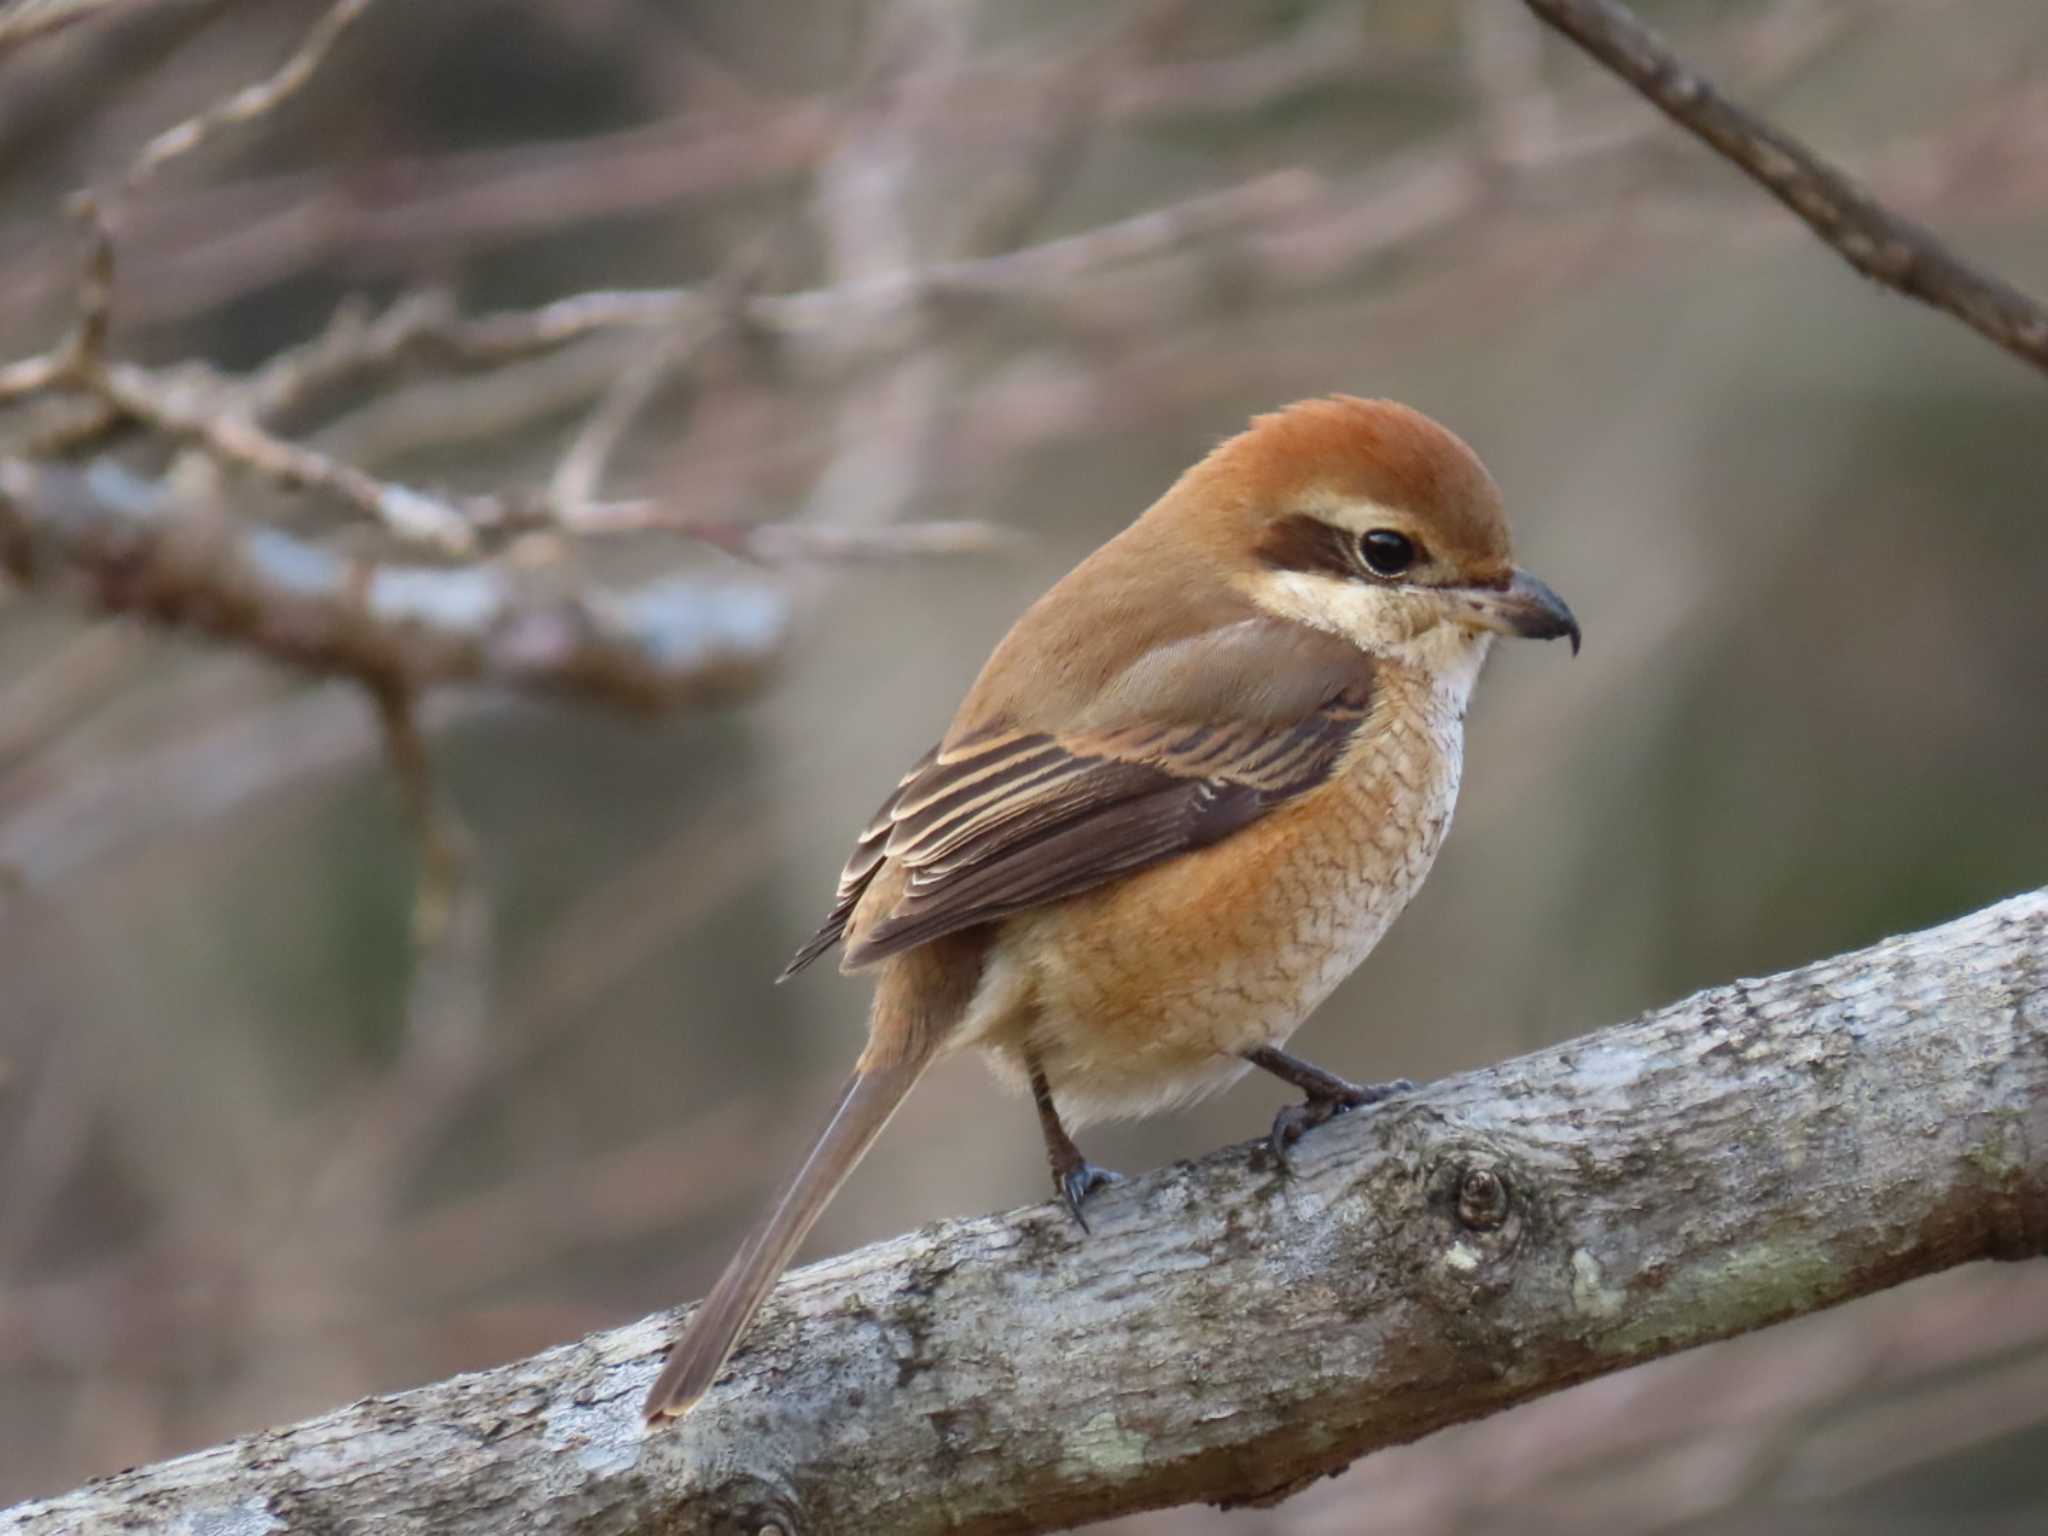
xmin=1028 ymin=1053 xmax=1121 ymax=1230
xmin=1243 ymin=1045 xmax=1412 ymax=1170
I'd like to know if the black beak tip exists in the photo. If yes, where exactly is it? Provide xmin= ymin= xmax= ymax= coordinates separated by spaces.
xmin=1500 ymin=570 xmax=1579 ymax=656
xmin=1509 ymin=602 xmax=1580 ymax=654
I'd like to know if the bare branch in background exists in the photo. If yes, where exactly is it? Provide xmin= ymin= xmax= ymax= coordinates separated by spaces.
xmin=1525 ymin=0 xmax=2048 ymax=374
xmin=368 ymin=677 xmax=467 ymax=944
xmin=6 ymin=0 xmax=492 ymax=552
xmin=4 ymin=890 xmax=2042 ymax=1534
xmin=13 ymin=0 xmax=2001 ymax=567
xmin=0 ymin=0 xmax=1025 ymax=660
xmin=547 ymin=327 xmax=701 ymax=524
xmin=61 ymin=0 xmax=375 ymax=372
xmin=117 ymin=0 xmax=372 ymax=188
xmin=0 ymin=7 xmax=1364 ymax=332
xmin=0 ymin=684 xmax=490 ymax=890
xmin=0 ymin=459 xmax=790 ymax=710
xmin=224 ymin=166 xmax=1315 ymax=397
xmin=0 ymin=0 xmax=147 ymax=57
xmin=89 ymin=361 xmax=481 ymax=550
xmin=295 ymin=678 xmax=499 ymax=1238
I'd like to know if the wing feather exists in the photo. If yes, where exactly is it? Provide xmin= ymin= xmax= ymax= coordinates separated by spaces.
xmin=779 ymin=747 xmax=933 ymax=979
xmin=782 ymin=619 xmax=1378 ymax=976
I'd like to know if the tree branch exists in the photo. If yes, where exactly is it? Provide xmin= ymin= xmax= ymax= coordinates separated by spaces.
xmin=6 ymin=888 xmax=2043 ymax=1534
xmin=0 ymin=459 xmax=788 ymax=711
xmin=1525 ymin=0 xmax=2048 ymax=375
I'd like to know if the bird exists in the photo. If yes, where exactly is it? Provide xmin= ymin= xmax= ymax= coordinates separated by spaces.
xmin=642 ymin=394 xmax=1578 ymax=1422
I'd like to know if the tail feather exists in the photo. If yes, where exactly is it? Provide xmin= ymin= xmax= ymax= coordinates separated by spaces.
xmin=641 ymin=1050 xmax=935 ymax=1420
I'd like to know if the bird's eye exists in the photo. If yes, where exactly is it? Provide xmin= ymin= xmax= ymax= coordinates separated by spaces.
xmin=1360 ymin=529 xmax=1417 ymax=578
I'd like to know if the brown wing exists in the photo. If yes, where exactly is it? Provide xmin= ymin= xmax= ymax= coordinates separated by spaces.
xmin=782 ymin=618 xmax=1377 ymax=977
xmin=779 ymin=747 xmax=934 ymax=979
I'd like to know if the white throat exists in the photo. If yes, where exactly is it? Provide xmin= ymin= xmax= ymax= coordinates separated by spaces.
xmin=1392 ymin=623 xmax=1492 ymax=712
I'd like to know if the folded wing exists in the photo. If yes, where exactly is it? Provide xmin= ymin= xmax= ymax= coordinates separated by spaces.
xmin=782 ymin=618 xmax=1378 ymax=975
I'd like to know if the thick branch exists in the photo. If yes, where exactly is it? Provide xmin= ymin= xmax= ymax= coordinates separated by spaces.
xmin=5 ymin=889 xmax=2044 ymax=1533
xmin=0 ymin=459 xmax=787 ymax=711
xmin=1525 ymin=0 xmax=2048 ymax=375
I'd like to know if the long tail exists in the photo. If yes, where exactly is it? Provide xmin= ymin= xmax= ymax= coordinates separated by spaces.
xmin=641 ymin=1043 xmax=937 ymax=1421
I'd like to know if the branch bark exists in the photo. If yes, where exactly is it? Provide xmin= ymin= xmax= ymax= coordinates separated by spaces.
xmin=1525 ymin=0 xmax=2048 ymax=375
xmin=6 ymin=889 xmax=2044 ymax=1534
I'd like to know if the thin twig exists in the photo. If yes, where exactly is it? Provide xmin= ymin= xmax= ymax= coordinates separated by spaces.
xmin=90 ymin=361 xmax=480 ymax=551
xmin=22 ymin=171 xmax=1308 ymax=549
xmin=548 ymin=317 xmax=718 ymax=522
xmin=4 ymin=0 xmax=465 ymax=554
xmin=367 ymin=678 xmax=468 ymax=946
xmin=60 ymin=190 xmax=114 ymax=372
xmin=121 ymin=0 xmax=374 ymax=190
xmin=952 ymin=1 xmax=1186 ymax=261
xmin=548 ymin=506 xmax=1017 ymax=559
xmin=0 ymin=353 xmax=62 ymax=406
xmin=722 ymin=518 xmax=1020 ymax=562
xmin=0 ymin=0 xmax=152 ymax=56
xmin=351 ymin=171 xmax=1319 ymax=359
xmin=546 ymin=340 xmax=679 ymax=520
xmin=0 ymin=686 xmax=489 ymax=892
xmin=61 ymin=0 xmax=377 ymax=371
xmin=240 ymin=291 xmax=460 ymax=425
xmin=281 ymin=679 xmax=496 ymax=1239
xmin=0 ymin=620 xmax=135 ymax=773
xmin=1524 ymin=0 xmax=2048 ymax=374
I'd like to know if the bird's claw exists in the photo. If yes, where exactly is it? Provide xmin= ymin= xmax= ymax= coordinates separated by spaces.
xmin=1267 ymin=1076 xmax=1414 ymax=1173
xmin=1056 ymin=1161 xmax=1123 ymax=1232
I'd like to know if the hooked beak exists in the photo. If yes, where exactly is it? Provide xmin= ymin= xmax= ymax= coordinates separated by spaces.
xmin=1460 ymin=568 xmax=1581 ymax=655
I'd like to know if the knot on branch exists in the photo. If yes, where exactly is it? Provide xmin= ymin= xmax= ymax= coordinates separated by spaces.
xmin=1454 ymin=1163 xmax=1511 ymax=1231
xmin=1419 ymin=1143 xmax=1528 ymax=1289
xmin=682 ymin=1465 xmax=816 ymax=1535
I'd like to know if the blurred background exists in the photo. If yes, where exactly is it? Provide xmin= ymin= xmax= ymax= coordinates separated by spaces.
xmin=1 ymin=0 xmax=2045 ymax=1529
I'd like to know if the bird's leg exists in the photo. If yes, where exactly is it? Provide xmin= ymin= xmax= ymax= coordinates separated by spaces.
xmin=1028 ymin=1053 xmax=1120 ymax=1231
xmin=1243 ymin=1045 xmax=1413 ymax=1171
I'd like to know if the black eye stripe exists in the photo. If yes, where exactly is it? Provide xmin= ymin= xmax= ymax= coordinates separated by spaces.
xmin=1255 ymin=513 xmax=1359 ymax=580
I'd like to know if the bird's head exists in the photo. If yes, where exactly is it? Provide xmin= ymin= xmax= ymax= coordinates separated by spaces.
xmin=1173 ymin=396 xmax=1579 ymax=683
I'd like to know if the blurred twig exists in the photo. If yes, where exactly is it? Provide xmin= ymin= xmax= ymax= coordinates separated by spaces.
xmin=294 ymin=680 xmax=495 ymax=1237
xmin=0 ymin=7 xmax=1399 ymax=332
xmin=0 ymin=0 xmax=147 ymax=56
xmin=547 ymin=327 xmax=701 ymax=525
xmin=91 ymin=363 xmax=481 ymax=550
xmin=62 ymin=0 xmax=375 ymax=371
xmin=23 ymin=0 xmax=487 ymax=551
xmin=0 ymin=684 xmax=486 ymax=890
xmin=951 ymin=0 xmax=1185 ymax=261
xmin=0 ymin=619 xmax=134 ymax=772
xmin=1525 ymin=0 xmax=2048 ymax=374
xmin=117 ymin=0 xmax=372 ymax=188
xmin=368 ymin=678 xmax=467 ymax=945
xmin=8 ymin=169 xmax=1305 ymax=553
xmin=544 ymin=249 xmax=773 ymax=525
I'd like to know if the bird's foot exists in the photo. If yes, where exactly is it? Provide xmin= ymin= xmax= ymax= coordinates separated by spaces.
xmin=1053 ymin=1157 xmax=1123 ymax=1232
xmin=1029 ymin=1054 xmax=1120 ymax=1231
xmin=1267 ymin=1076 xmax=1414 ymax=1173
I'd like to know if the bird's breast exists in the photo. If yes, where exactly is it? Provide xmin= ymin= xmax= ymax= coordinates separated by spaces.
xmin=965 ymin=671 xmax=1468 ymax=1123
